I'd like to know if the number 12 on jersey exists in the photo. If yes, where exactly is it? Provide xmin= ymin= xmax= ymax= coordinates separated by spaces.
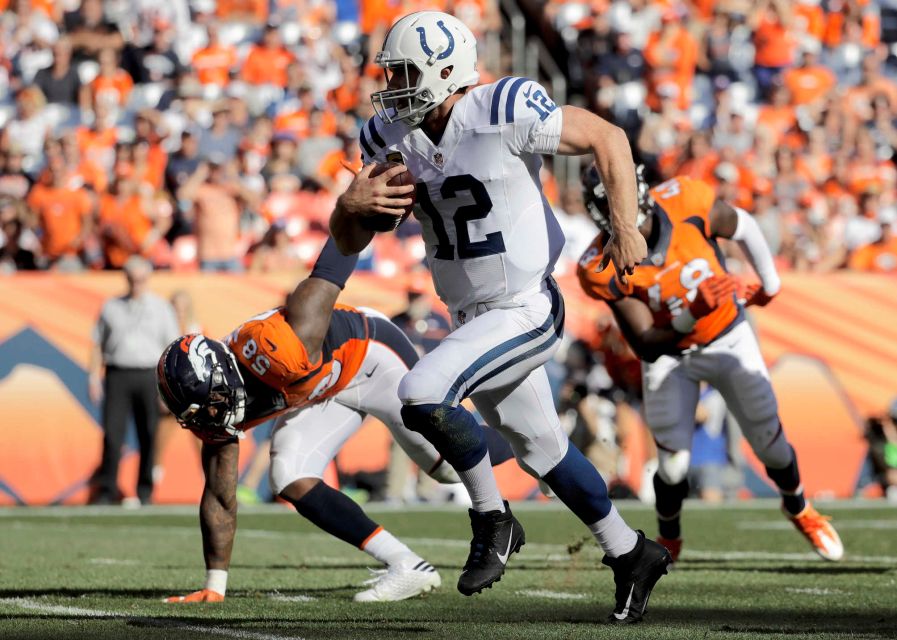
xmin=415 ymin=174 xmax=506 ymax=260
xmin=523 ymin=87 xmax=557 ymax=121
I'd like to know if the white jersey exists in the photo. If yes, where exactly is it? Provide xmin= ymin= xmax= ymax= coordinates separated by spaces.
xmin=360 ymin=76 xmax=566 ymax=312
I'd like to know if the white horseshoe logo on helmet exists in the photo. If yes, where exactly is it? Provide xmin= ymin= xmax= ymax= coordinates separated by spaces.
xmin=417 ymin=21 xmax=455 ymax=60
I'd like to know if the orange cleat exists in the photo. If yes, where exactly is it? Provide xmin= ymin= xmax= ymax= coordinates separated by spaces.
xmin=165 ymin=589 xmax=225 ymax=603
xmin=787 ymin=504 xmax=844 ymax=562
xmin=656 ymin=536 xmax=682 ymax=563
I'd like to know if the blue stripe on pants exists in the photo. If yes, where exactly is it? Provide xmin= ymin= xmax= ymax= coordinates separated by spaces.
xmin=442 ymin=280 xmax=564 ymax=405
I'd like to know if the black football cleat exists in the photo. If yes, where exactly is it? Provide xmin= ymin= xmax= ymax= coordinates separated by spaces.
xmin=602 ymin=530 xmax=671 ymax=624
xmin=457 ymin=501 xmax=525 ymax=596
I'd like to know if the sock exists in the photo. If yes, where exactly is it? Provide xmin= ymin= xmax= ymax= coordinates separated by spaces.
xmin=765 ymin=446 xmax=806 ymax=516
xmin=291 ymin=481 xmax=380 ymax=548
xmin=653 ymin=473 xmax=689 ymax=540
xmin=657 ymin=513 xmax=681 ymax=540
xmin=458 ymin=452 xmax=505 ymax=513
xmin=361 ymin=528 xmax=421 ymax=568
xmin=542 ymin=443 xmax=613 ymax=524
xmin=588 ymin=505 xmax=639 ymax=558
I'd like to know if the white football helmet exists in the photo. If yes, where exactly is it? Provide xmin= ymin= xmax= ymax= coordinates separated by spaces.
xmin=371 ymin=11 xmax=479 ymax=126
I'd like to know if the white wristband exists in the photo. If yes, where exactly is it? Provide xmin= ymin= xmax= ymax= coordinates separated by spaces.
xmin=205 ymin=569 xmax=228 ymax=596
xmin=671 ymin=308 xmax=697 ymax=334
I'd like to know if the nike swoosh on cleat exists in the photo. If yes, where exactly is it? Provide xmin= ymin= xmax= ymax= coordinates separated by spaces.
xmin=614 ymin=584 xmax=636 ymax=620
xmin=496 ymin=525 xmax=514 ymax=565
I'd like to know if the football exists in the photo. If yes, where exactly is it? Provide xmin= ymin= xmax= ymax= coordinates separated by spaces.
xmin=361 ymin=161 xmax=416 ymax=232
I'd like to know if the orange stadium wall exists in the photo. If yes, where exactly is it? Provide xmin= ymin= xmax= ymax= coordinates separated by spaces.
xmin=0 ymin=272 xmax=894 ymax=505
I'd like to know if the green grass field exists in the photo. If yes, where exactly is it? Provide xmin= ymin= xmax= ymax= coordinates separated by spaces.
xmin=1 ymin=501 xmax=895 ymax=640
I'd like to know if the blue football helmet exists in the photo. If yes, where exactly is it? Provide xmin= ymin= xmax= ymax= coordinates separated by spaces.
xmin=156 ymin=334 xmax=246 ymax=443
xmin=582 ymin=163 xmax=653 ymax=233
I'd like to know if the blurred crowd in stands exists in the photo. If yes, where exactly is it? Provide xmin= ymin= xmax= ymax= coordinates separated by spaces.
xmin=1 ymin=0 xmax=896 ymax=277
xmin=0 ymin=0 xmax=499 ymax=275
xmin=548 ymin=0 xmax=897 ymax=272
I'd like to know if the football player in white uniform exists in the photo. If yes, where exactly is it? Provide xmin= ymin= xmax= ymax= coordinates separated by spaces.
xmin=330 ymin=11 xmax=669 ymax=624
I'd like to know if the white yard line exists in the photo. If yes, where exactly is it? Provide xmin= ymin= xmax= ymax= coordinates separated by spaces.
xmin=267 ymin=594 xmax=316 ymax=603
xmin=682 ymin=549 xmax=897 ymax=564
xmin=10 ymin=519 xmax=897 ymax=565
xmin=402 ymin=535 xmax=570 ymax=554
xmin=286 ymin=498 xmax=897 ymax=514
xmin=87 ymin=558 xmax=140 ymax=566
xmin=739 ymin=519 xmax=897 ymax=531
xmin=515 ymin=589 xmax=589 ymax=601
xmin=0 ymin=598 xmax=306 ymax=640
xmin=6 ymin=521 xmax=581 ymax=555
xmin=784 ymin=587 xmax=847 ymax=596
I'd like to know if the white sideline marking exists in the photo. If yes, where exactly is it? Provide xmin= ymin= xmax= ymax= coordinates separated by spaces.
xmin=1 ymin=598 xmax=306 ymax=640
xmin=785 ymin=587 xmax=846 ymax=596
xmin=10 ymin=521 xmax=897 ymax=565
xmin=546 ymin=554 xmax=577 ymax=562
xmin=269 ymin=594 xmax=316 ymax=603
xmin=739 ymin=519 xmax=897 ymax=531
xmin=307 ymin=557 xmax=355 ymax=565
xmin=7 ymin=521 xmax=575 ymax=555
xmin=403 ymin=535 xmax=567 ymax=554
xmin=2 ymin=599 xmax=110 ymax=618
xmin=682 ymin=549 xmax=897 ymax=564
xmin=87 ymin=558 xmax=140 ymax=566
xmin=515 ymin=589 xmax=588 ymax=601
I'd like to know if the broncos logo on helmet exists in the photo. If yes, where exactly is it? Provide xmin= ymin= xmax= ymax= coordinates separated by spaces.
xmin=157 ymin=335 xmax=247 ymax=444
xmin=582 ymin=163 xmax=654 ymax=234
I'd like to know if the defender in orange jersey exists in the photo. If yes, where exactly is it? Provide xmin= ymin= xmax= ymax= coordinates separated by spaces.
xmin=157 ymin=238 xmax=464 ymax=603
xmin=577 ymin=166 xmax=843 ymax=564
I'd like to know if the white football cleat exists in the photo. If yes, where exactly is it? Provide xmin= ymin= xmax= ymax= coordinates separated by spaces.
xmin=360 ymin=567 xmax=388 ymax=586
xmin=354 ymin=561 xmax=441 ymax=602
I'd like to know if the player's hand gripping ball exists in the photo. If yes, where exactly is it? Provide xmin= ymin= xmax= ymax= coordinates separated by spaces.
xmin=360 ymin=162 xmax=416 ymax=232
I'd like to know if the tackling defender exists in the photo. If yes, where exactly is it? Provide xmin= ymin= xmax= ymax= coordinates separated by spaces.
xmin=157 ymin=239 xmax=462 ymax=603
xmin=331 ymin=11 xmax=670 ymax=624
xmin=577 ymin=167 xmax=843 ymax=563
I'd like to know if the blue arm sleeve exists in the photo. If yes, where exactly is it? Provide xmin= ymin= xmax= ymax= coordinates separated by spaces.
xmin=309 ymin=236 xmax=359 ymax=290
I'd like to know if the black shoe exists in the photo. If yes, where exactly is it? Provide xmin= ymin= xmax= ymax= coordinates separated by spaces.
xmin=602 ymin=530 xmax=671 ymax=624
xmin=457 ymin=501 xmax=525 ymax=596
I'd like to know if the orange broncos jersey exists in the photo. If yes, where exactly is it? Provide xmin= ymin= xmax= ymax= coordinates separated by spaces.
xmin=224 ymin=305 xmax=370 ymax=429
xmin=577 ymin=176 xmax=741 ymax=350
